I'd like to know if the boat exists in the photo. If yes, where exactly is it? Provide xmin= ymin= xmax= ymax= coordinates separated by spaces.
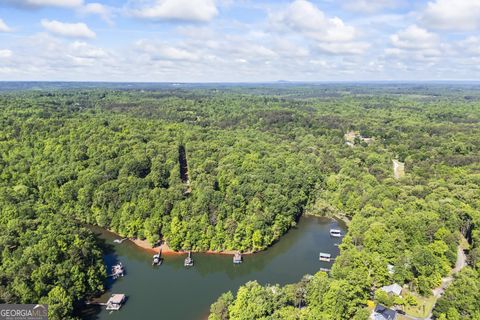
xmin=319 ymin=252 xmax=331 ymax=262
xmin=113 ymin=238 xmax=127 ymax=244
xmin=184 ymin=251 xmax=194 ymax=267
xmin=233 ymin=252 xmax=242 ymax=264
xmin=329 ymin=229 xmax=342 ymax=237
xmin=111 ymin=263 xmax=125 ymax=279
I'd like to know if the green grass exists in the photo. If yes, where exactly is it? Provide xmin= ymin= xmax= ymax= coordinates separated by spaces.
xmin=402 ymin=293 xmax=437 ymax=318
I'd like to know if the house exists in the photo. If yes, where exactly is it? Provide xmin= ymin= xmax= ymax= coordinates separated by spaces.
xmin=344 ymin=130 xmax=375 ymax=146
xmin=106 ymin=294 xmax=126 ymax=311
xmin=380 ymin=283 xmax=402 ymax=296
xmin=371 ymin=304 xmax=397 ymax=320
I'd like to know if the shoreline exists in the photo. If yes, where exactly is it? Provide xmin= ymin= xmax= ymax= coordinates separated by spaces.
xmin=95 ymin=214 xmax=348 ymax=257
xmin=128 ymin=238 xmax=255 ymax=256
xmin=304 ymin=212 xmax=351 ymax=227
xmin=129 ymin=237 xmax=256 ymax=256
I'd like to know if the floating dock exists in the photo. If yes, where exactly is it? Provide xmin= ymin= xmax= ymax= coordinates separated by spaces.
xmin=184 ymin=251 xmax=194 ymax=267
xmin=319 ymin=252 xmax=332 ymax=262
xmin=233 ymin=252 xmax=243 ymax=264
xmin=152 ymin=253 xmax=162 ymax=266
xmin=106 ymin=294 xmax=126 ymax=311
xmin=110 ymin=263 xmax=125 ymax=279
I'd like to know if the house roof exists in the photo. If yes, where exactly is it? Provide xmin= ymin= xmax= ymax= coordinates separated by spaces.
xmin=108 ymin=294 xmax=125 ymax=304
xmin=373 ymin=304 xmax=397 ymax=320
xmin=380 ymin=283 xmax=402 ymax=296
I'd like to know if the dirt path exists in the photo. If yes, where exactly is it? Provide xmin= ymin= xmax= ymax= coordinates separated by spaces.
xmin=393 ymin=159 xmax=405 ymax=179
xmin=453 ymin=245 xmax=467 ymax=273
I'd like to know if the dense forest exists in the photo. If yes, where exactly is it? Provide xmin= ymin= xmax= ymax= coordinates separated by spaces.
xmin=0 ymin=83 xmax=479 ymax=319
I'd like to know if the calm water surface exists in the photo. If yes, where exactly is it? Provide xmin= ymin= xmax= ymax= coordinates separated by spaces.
xmin=83 ymin=216 xmax=346 ymax=320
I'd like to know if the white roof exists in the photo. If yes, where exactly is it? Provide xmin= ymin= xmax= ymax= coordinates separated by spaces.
xmin=108 ymin=294 xmax=125 ymax=304
xmin=380 ymin=283 xmax=402 ymax=296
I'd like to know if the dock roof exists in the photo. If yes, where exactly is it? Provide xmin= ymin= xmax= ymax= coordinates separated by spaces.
xmin=108 ymin=294 xmax=125 ymax=304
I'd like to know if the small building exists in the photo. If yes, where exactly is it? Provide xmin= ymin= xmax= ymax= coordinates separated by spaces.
xmin=380 ymin=283 xmax=402 ymax=296
xmin=344 ymin=131 xmax=374 ymax=146
xmin=319 ymin=252 xmax=331 ymax=262
xmin=371 ymin=304 xmax=397 ymax=320
xmin=106 ymin=294 xmax=126 ymax=311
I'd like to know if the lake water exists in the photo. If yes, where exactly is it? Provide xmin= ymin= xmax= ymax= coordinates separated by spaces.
xmin=83 ymin=216 xmax=346 ymax=320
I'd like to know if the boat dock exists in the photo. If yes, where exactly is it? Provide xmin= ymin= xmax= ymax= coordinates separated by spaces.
xmin=184 ymin=251 xmax=194 ymax=267
xmin=152 ymin=250 xmax=162 ymax=266
xmin=109 ymin=263 xmax=125 ymax=279
xmin=319 ymin=252 xmax=332 ymax=262
xmin=106 ymin=294 xmax=126 ymax=311
xmin=233 ymin=252 xmax=243 ymax=264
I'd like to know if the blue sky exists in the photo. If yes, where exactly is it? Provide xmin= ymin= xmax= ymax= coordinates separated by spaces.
xmin=0 ymin=0 xmax=479 ymax=82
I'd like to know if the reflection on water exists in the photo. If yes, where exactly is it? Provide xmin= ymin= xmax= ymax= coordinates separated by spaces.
xmin=83 ymin=216 xmax=346 ymax=320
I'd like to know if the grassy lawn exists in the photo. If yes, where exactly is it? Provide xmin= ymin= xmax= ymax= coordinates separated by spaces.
xmin=402 ymin=293 xmax=437 ymax=318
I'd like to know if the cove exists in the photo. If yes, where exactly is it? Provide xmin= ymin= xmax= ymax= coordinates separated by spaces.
xmin=82 ymin=216 xmax=346 ymax=320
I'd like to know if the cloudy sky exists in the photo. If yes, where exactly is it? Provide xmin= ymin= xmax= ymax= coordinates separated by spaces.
xmin=0 ymin=0 xmax=479 ymax=82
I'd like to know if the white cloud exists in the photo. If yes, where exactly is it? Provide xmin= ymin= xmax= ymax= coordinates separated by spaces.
xmin=135 ymin=40 xmax=199 ymax=61
xmin=67 ymin=44 xmax=108 ymax=66
xmin=457 ymin=36 xmax=480 ymax=55
xmin=0 ymin=49 xmax=13 ymax=58
xmin=79 ymin=3 xmax=113 ymax=24
xmin=0 ymin=19 xmax=12 ymax=32
xmin=3 ymin=0 xmax=115 ymax=24
xmin=385 ymin=25 xmax=450 ymax=65
xmin=3 ymin=0 xmax=480 ymax=81
xmin=317 ymin=42 xmax=370 ymax=55
xmin=4 ymin=0 xmax=84 ymax=8
xmin=41 ymin=19 xmax=96 ymax=38
xmin=421 ymin=0 xmax=480 ymax=31
xmin=343 ymin=0 xmax=403 ymax=13
xmin=129 ymin=0 xmax=218 ymax=22
xmin=390 ymin=25 xmax=439 ymax=50
xmin=69 ymin=41 xmax=107 ymax=58
xmin=1 ymin=33 xmax=114 ymax=79
xmin=271 ymin=38 xmax=309 ymax=58
xmin=271 ymin=0 xmax=356 ymax=42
